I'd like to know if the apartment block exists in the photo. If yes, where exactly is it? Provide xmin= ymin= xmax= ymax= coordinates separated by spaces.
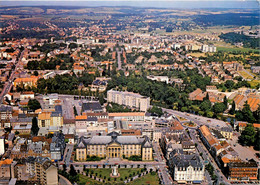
xmin=107 ymin=89 xmax=150 ymax=112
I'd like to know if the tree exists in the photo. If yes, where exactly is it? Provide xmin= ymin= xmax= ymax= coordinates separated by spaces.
xmin=148 ymin=106 xmax=163 ymax=117
xmin=254 ymin=130 xmax=260 ymax=151
xmin=213 ymin=103 xmax=226 ymax=114
xmin=33 ymin=71 xmax=39 ymax=76
xmin=69 ymin=43 xmax=77 ymax=49
xmin=73 ymin=106 xmax=78 ymax=116
xmin=62 ymin=164 xmax=67 ymax=173
xmin=229 ymin=101 xmax=236 ymax=115
xmin=31 ymin=117 xmax=39 ymax=136
xmin=28 ymin=99 xmax=41 ymax=111
xmin=69 ymin=165 xmax=77 ymax=177
xmin=241 ymin=102 xmax=255 ymax=123
xmin=223 ymin=96 xmax=228 ymax=109
xmin=200 ymin=100 xmax=211 ymax=112
xmin=239 ymin=124 xmax=256 ymax=146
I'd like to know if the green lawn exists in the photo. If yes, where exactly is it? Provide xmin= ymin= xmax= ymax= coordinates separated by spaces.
xmin=217 ymin=46 xmax=259 ymax=53
xmin=128 ymin=172 xmax=160 ymax=185
xmin=78 ymin=174 xmax=102 ymax=185
xmin=84 ymin=168 xmax=144 ymax=182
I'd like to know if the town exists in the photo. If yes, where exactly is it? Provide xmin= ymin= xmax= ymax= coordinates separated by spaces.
xmin=0 ymin=2 xmax=259 ymax=185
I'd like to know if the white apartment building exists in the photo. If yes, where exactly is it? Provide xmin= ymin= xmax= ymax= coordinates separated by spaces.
xmin=107 ymin=90 xmax=150 ymax=112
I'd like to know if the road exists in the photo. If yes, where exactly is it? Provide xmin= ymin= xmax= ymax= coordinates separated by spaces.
xmin=116 ymin=47 xmax=122 ymax=70
xmin=189 ymin=129 xmax=230 ymax=185
xmin=58 ymin=174 xmax=72 ymax=185
xmin=63 ymin=144 xmax=74 ymax=166
xmin=163 ymin=108 xmax=228 ymax=129
xmin=0 ymin=50 xmax=24 ymax=104
xmin=153 ymin=143 xmax=173 ymax=185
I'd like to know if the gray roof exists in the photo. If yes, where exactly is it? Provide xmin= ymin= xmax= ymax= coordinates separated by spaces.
xmin=169 ymin=152 xmax=204 ymax=169
xmin=55 ymin=105 xmax=62 ymax=113
xmin=220 ymin=127 xmax=233 ymax=132
xmin=51 ymin=112 xmax=62 ymax=117
xmin=82 ymin=102 xmax=102 ymax=112
xmin=0 ymin=105 xmax=12 ymax=112
xmin=77 ymin=133 xmax=151 ymax=147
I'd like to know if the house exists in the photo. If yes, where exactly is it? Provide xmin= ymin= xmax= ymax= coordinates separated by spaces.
xmin=189 ymin=88 xmax=205 ymax=101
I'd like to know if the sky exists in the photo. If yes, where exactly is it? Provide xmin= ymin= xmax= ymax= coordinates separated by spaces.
xmin=0 ymin=0 xmax=259 ymax=9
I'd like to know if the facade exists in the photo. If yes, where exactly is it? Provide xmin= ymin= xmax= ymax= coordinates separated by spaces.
xmin=22 ymin=157 xmax=58 ymax=185
xmin=76 ymin=132 xmax=153 ymax=161
xmin=38 ymin=112 xmax=51 ymax=128
xmin=220 ymin=127 xmax=233 ymax=140
xmin=13 ymin=76 xmax=38 ymax=90
xmin=107 ymin=89 xmax=150 ymax=112
xmin=228 ymin=161 xmax=258 ymax=181
xmin=0 ymin=106 xmax=12 ymax=120
xmin=50 ymin=132 xmax=65 ymax=160
xmin=108 ymin=112 xmax=145 ymax=121
xmin=168 ymin=150 xmax=205 ymax=184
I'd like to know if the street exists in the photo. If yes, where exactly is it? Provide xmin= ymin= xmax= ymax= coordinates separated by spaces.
xmin=152 ymin=143 xmax=173 ymax=185
xmin=0 ymin=50 xmax=24 ymax=104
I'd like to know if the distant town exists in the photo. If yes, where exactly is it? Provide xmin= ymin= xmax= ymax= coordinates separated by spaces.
xmin=0 ymin=3 xmax=259 ymax=185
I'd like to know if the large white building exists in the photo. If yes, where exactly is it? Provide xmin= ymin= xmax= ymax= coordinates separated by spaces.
xmin=168 ymin=149 xmax=205 ymax=184
xmin=0 ymin=137 xmax=4 ymax=155
xmin=107 ymin=90 xmax=150 ymax=112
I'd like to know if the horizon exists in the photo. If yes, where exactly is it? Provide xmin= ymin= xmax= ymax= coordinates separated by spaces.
xmin=0 ymin=1 xmax=259 ymax=9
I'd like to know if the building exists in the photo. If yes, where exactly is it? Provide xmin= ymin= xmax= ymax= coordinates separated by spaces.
xmin=228 ymin=160 xmax=258 ymax=181
xmin=220 ymin=127 xmax=233 ymax=140
xmin=147 ymin=75 xmax=169 ymax=84
xmin=107 ymin=89 xmax=150 ymax=112
xmin=13 ymin=76 xmax=38 ymax=90
xmin=168 ymin=149 xmax=205 ymax=184
xmin=0 ymin=137 xmax=4 ymax=155
xmin=50 ymin=112 xmax=63 ymax=127
xmin=76 ymin=131 xmax=153 ymax=161
xmin=0 ymin=106 xmax=12 ymax=121
xmin=108 ymin=112 xmax=145 ymax=121
xmin=82 ymin=102 xmax=103 ymax=113
xmin=50 ymin=132 xmax=65 ymax=160
xmin=18 ymin=157 xmax=58 ymax=185
xmin=38 ymin=112 xmax=51 ymax=128
xmin=0 ymin=159 xmax=14 ymax=181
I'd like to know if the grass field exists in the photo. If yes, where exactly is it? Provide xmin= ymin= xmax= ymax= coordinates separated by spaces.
xmin=78 ymin=174 xmax=102 ymax=185
xmin=128 ymin=173 xmax=160 ymax=185
xmin=248 ymin=80 xmax=260 ymax=89
xmin=217 ymin=47 xmax=260 ymax=53
xmin=238 ymin=71 xmax=254 ymax=80
xmin=188 ymin=52 xmax=206 ymax=57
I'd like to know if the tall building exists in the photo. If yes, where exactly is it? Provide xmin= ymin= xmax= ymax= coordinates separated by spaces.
xmin=107 ymin=89 xmax=150 ymax=112
xmin=76 ymin=131 xmax=153 ymax=161
xmin=16 ymin=157 xmax=58 ymax=185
